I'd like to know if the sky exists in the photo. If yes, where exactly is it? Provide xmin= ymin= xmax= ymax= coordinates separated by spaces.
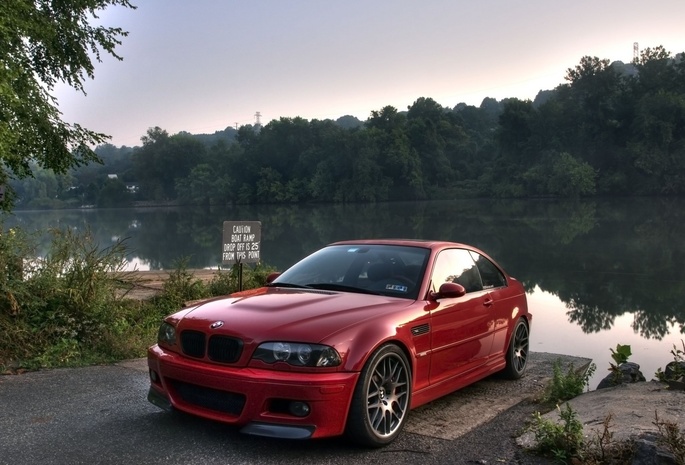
xmin=54 ymin=0 xmax=685 ymax=148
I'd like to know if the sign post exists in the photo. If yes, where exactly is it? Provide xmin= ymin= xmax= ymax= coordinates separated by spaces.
xmin=222 ymin=221 xmax=261 ymax=291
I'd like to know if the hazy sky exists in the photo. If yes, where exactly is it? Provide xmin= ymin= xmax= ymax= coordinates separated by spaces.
xmin=54 ymin=0 xmax=685 ymax=147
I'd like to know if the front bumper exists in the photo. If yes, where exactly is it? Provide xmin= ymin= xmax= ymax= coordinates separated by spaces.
xmin=147 ymin=345 xmax=359 ymax=439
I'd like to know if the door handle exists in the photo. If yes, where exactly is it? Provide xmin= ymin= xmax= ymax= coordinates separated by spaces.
xmin=483 ymin=298 xmax=493 ymax=307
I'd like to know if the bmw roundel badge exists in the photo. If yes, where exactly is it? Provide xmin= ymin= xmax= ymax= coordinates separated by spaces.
xmin=210 ymin=320 xmax=224 ymax=329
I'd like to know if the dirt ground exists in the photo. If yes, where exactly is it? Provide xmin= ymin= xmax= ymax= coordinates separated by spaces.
xmin=117 ymin=269 xmax=219 ymax=301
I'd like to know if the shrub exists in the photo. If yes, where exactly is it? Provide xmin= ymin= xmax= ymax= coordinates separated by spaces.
xmin=532 ymin=409 xmax=637 ymax=464
xmin=149 ymin=258 xmax=211 ymax=313
xmin=542 ymin=359 xmax=596 ymax=404
xmin=532 ymin=404 xmax=584 ymax=462
xmin=0 ymin=223 xmax=277 ymax=371
xmin=0 ymin=226 xmax=133 ymax=369
xmin=655 ymin=340 xmax=685 ymax=384
xmin=215 ymin=262 xmax=274 ymax=293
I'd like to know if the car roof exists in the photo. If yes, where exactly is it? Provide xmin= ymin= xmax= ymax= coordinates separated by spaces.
xmin=328 ymin=239 xmax=473 ymax=251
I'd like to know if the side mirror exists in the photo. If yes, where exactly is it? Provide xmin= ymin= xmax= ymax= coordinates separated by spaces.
xmin=430 ymin=282 xmax=466 ymax=300
xmin=266 ymin=272 xmax=281 ymax=284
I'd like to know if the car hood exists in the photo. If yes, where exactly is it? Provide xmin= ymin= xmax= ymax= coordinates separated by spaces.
xmin=174 ymin=287 xmax=414 ymax=344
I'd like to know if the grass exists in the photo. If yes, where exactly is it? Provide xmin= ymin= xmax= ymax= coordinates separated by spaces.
xmin=0 ymin=225 xmax=273 ymax=372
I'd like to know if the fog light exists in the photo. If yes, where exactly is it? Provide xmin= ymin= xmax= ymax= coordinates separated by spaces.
xmin=288 ymin=401 xmax=310 ymax=417
xmin=149 ymin=369 xmax=159 ymax=383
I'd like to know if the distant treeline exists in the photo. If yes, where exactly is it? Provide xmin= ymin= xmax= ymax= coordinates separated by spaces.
xmin=10 ymin=46 xmax=685 ymax=209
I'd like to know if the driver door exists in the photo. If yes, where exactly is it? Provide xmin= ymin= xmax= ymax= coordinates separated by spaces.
xmin=428 ymin=248 xmax=495 ymax=385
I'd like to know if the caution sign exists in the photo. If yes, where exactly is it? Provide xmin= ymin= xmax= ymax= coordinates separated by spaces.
xmin=222 ymin=221 xmax=261 ymax=264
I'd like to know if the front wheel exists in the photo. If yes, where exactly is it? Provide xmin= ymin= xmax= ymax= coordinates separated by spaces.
xmin=502 ymin=318 xmax=529 ymax=379
xmin=346 ymin=344 xmax=411 ymax=447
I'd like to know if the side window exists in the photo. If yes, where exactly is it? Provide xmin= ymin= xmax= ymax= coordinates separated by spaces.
xmin=469 ymin=251 xmax=506 ymax=289
xmin=430 ymin=249 xmax=483 ymax=293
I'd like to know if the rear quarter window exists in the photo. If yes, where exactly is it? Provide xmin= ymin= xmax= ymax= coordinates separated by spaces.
xmin=470 ymin=252 xmax=506 ymax=289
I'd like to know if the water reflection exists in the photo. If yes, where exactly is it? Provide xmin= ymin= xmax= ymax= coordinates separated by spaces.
xmin=3 ymin=198 xmax=684 ymax=386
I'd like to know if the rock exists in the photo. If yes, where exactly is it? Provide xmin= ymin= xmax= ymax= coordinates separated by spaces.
xmin=597 ymin=362 xmax=646 ymax=389
xmin=632 ymin=431 xmax=678 ymax=465
xmin=664 ymin=361 xmax=685 ymax=380
xmin=517 ymin=381 xmax=685 ymax=461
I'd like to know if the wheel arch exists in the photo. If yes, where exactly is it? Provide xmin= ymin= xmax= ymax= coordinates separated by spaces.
xmin=344 ymin=339 xmax=414 ymax=446
xmin=339 ymin=325 xmax=416 ymax=380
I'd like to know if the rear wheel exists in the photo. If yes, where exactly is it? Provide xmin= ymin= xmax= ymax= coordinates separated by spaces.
xmin=503 ymin=318 xmax=529 ymax=379
xmin=346 ymin=344 xmax=411 ymax=447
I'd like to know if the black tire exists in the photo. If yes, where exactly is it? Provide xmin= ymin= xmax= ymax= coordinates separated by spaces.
xmin=502 ymin=318 xmax=529 ymax=379
xmin=346 ymin=344 xmax=411 ymax=447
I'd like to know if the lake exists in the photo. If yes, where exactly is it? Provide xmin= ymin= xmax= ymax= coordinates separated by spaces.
xmin=3 ymin=197 xmax=684 ymax=389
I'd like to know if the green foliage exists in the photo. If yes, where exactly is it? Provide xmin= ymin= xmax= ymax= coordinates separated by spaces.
xmin=206 ymin=264 xmax=274 ymax=296
xmin=655 ymin=340 xmax=685 ymax=383
xmin=7 ymin=43 xmax=685 ymax=209
xmin=0 ymin=224 xmax=276 ymax=371
xmin=175 ymin=164 xmax=232 ymax=206
xmin=0 ymin=0 xmax=136 ymax=211
xmin=532 ymin=404 xmax=585 ymax=462
xmin=150 ymin=262 xmax=276 ymax=314
xmin=610 ymin=343 xmax=632 ymax=366
xmin=607 ymin=343 xmax=633 ymax=384
xmin=543 ymin=360 xmax=596 ymax=404
xmin=97 ymin=178 xmax=131 ymax=208
xmin=532 ymin=409 xmax=636 ymax=464
xmin=149 ymin=258 xmax=212 ymax=313
xmin=0 ymin=224 xmax=134 ymax=368
xmin=533 ymin=343 xmax=685 ymax=463
xmin=522 ymin=151 xmax=597 ymax=197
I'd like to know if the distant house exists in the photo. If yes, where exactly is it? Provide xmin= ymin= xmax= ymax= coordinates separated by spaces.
xmin=125 ymin=182 xmax=139 ymax=194
xmin=107 ymin=174 xmax=118 ymax=180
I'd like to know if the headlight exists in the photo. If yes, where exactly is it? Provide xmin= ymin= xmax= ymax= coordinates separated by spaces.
xmin=157 ymin=322 xmax=176 ymax=346
xmin=273 ymin=342 xmax=291 ymax=361
xmin=253 ymin=342 xmax=341 ymax=367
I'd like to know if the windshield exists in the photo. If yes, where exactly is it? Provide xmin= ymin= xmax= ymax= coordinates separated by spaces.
xmin=273 ymin=244 xmax=430 ymax=300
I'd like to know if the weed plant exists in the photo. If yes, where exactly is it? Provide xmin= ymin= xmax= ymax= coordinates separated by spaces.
xmin=532 ymin=408 xmax=636 ymax=464
xmin=655 ymin=339 xmax=685 ymax=384
xmin=532 ymin=403 xmax=584 ymax=462
xmin=654 ymin=411 xmax=685 ymax=465
xmin=542 ymin=359 xmax=596 ymax=405
xmin=0 ymin=225 xmax=273 ymax=372
xmin=609 ymin=343 xmax=632 ymax=382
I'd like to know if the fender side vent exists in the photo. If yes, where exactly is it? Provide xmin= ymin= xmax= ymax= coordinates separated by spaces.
xmin=411 ymin=324 xmax=430 ymax=336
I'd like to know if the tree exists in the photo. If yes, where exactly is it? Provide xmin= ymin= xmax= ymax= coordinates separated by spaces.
xmin=97 ymin=177 xmax=130 ymax=208
xmin=176 ymin=163 xmax=231 ymax=206
xmin=632 ymin=46 xmax=679 ymax=95
xmin=0 ymin=0 xmax=136 ymax=211
xmin=406 ymin=98 xmax=453 ymax=188
xmin=496 ymin=98 xmax=536 ymax=160
xmin=562 ymin=55 xmax=624 ymax=162
xmin=132 ymin=128 xmax=207 ymax=200
xmin=628 ymin=92 xmax=685 ymax=193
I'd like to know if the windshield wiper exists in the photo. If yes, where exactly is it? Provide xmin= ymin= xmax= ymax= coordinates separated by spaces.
xmin=305 ymin=283 xmax=382 ymax=295
xmin=266 ymin=282 xmax=312 ymax=289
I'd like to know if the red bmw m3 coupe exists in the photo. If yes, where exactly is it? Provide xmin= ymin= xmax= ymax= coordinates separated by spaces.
xmin=147 ymin=239 xmax=530 ymax=446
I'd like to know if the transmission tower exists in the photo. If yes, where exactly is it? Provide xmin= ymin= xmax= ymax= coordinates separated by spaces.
xmin=254 ymin=111 xmax=262 ymax=126
xmin=633 ymin=42 xmax=639 ymax=62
